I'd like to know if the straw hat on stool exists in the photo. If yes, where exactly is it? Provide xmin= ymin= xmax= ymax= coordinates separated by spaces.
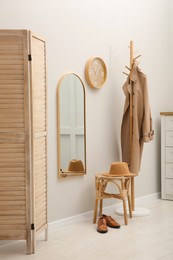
xmin=103 ymin=162 xmax=136 ymax=177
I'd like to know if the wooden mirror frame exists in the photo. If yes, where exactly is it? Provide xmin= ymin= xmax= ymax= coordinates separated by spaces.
xmin=57 ymin=73 xmax=86 ymax=178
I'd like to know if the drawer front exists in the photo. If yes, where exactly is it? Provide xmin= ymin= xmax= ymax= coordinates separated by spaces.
xmin=165 ymin=147 xmax=173 ymax=162
xmin=166 ymin=163 xmax=173 ymax=178
xmin=165 ymin=179 xmax=173 ymax=195
xmin=166 ymin=117 xmax=173 ymax=130
xmin=166 ymin=116 xmax=173 ymax=130
xmin=166 ymin=131 xmax=173 ymax=146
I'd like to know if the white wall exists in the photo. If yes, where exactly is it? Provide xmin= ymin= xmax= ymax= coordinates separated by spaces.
xmin=0 ymin=0 xmax=172 ymax=222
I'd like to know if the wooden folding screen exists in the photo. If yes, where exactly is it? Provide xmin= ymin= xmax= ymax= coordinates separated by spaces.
xmin=0 ymin=30 xmax=48 ymax=254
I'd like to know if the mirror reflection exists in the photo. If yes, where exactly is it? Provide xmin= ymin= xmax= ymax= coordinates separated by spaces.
xmin=57 ymin=73 xmax=86 ymax=177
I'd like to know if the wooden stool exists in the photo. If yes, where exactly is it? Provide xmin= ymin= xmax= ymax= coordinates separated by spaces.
xmin=93 ymin=174 xmax=132 ymax=225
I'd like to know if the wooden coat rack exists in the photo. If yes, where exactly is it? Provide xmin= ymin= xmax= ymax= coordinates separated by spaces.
xmin=116 ymin=41 xmax=151 ymax=217
xmin=123 ymin=41 xmax=141 ymax=211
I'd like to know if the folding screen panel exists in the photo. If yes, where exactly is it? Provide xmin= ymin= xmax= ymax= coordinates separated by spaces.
xmin=0 ymin=30 xmax=47 ymax=254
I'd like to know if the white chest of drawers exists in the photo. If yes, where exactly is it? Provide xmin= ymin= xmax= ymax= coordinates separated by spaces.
xmin=161 ymin=112 xmax=173 ymax=200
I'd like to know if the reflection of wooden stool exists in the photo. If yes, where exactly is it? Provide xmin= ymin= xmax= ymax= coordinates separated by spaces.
xmin=93 ymin=174 xmax=132 ymax=225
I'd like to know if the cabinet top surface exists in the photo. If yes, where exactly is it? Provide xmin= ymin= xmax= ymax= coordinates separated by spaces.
xmin=160 ymin=112 xmax=173 ymax=116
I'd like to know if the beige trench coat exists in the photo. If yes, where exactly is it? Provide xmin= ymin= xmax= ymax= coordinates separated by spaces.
xmin=121 ymin=61 xmax=154 ymax=175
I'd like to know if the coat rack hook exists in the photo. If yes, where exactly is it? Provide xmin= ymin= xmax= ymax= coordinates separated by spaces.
xmin=134 ymin=54 xmax=141 ymax=60
xmin=125 ymin=65 xmax=131 ymax=71
xmin=123 ymin=72 xmax=129 ymax=76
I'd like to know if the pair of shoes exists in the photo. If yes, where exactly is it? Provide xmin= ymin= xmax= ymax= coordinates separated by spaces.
xmin=97 ymin=217 xmax=108 ymax=233
xmin=102 ymin=214 xmax=121 ymax=229
xmin=97 ymin=215 xmax=120 ymax=233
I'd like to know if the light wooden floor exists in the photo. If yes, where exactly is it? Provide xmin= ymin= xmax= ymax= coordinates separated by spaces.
xmin=0 ymin=197 xmax=173 ymax=260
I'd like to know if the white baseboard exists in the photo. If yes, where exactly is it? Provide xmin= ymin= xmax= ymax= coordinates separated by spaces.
xmin=49 ymin=192 xmax=161 ymax=230
xmin=0 ymin=192 xmax=161 ymax=247
xmin=135 ymin=192 xmax=161 ymax=204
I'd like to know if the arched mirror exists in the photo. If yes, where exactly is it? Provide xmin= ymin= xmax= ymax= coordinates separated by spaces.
xmin=57 ymin=73 xmax=86 ymax=178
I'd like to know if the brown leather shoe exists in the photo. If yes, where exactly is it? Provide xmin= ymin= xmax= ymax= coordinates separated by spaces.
xmin=97 ymin=217 xmax=108 ymax=233
xmin=102 ymin=214 xmax=121 ymax=229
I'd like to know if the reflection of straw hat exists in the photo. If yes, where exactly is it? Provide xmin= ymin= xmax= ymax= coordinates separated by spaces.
xmin=68 ymin=159 xmax=84 ymax=172
xmin=103 ymin=162 xmax=136 ymax=177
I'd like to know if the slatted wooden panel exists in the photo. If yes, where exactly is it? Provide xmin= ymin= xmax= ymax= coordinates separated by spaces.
xmin=0 ymin=34 xmax=25 ymax=134
xmin=30 ymin=34 xmax=47 ymax=241
xmin=0 ymin=30 xmax=47 ymax=254
xmin=32 ymin=36 xmax=46 ymax=133
xmin=0 ymin=138 xmax=26 ymax=239
xmin=34 ymin=137 xmax=47 ymax=232
xmin=0 ymin=31 xmax=30 ymax=242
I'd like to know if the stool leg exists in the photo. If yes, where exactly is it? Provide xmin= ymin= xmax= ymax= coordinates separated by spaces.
xmin=127 ymin=194 xmax=132 ymax=218
xmin=93 ymin=199 xmax=99 ymax=224
xmin=123 ymin=199 xmax=128 ymax=225
xmin=99 ymin=199 xmax=103 ymax=217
